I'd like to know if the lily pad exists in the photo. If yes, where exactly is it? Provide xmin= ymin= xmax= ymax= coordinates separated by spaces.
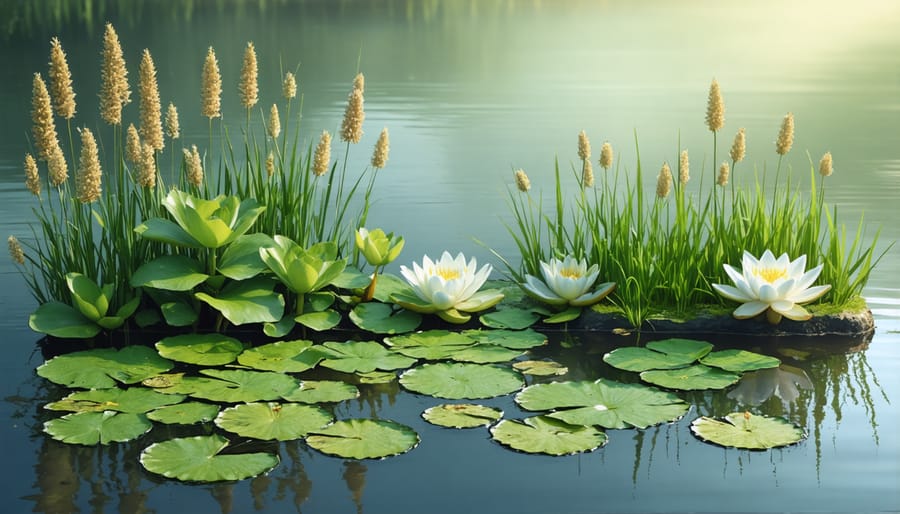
xmin=690 ymin=412 xmax=806 ymax=450
xmin=490 ymin=416 xmax=608 ymax=456
xmin=422 ymin=404 xmax=503 ymax=428
xmin=155 ymin=334 xmax=245 ymax=366
xmin=29 ymin=301 xmax=101 ymax=338
xmin=318 ymin=341 xmax=417 ymax=373
xmin=140 ymin=434 xmax=280 ymax=482
xmin=215 ymin=402 xmax=333 ymax=441
xmin=237 ymin=339 xmax=322 ymax=373
xmin=306 ymin=419 xmax=419 ymax=459
xmin=512 ymin=360 xmax=569 ymax=376
xmin=44 ymin=411 xmax=152 ymax=445
xmin=46 ymin=388 xmax=185 ymax=413
xmin=462 ymin=328 xmax=548 ymax=350
xmin=603 ymin=339 xmax=713 ymax=372
xmin=400 ymin=363 xmax=524 ymax=400
xmin=647 ymin=339 xmax=714 ymax=361
xmin=699 ymin=349 xmax=781 ymax=373
xmin=478 ymin=308 xmax=540 ymax=330
xmin=349 ymin=302 xmax=421 ymax=334
xmin=295 ymin=310 xmax=342 ymax=331
xmin=37 ymin=347 xmax=174 ymax=389
xmin=543 ymin=306 xmax=582 ymax=324
xmin=450 ymin=344 xmax=524 ymax=364
xmin=147 ymin=402 xmax=220 ymax=425
xmin=515 ymin=379 xmax=689 ymax=429
xmin=281 ymin=380 xmax=360 ymax=403
xmin=195 ymin=277 xmax=285 ymax=326
xmin=640 ymin=364 xmax=740 ymax=391
xmin=384 ymin=330 xmax=475 ymax=349
xmin=355 ymin=371 xmax=397 ymax=384
xmin=130 ymin=255 xmax=209 ymax=291
xmin=156 ymin=369 xmax=299 ymax=403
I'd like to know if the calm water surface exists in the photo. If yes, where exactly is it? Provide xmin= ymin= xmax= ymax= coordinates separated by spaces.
xmin=0 ymin=1 xmax=898 ymax=513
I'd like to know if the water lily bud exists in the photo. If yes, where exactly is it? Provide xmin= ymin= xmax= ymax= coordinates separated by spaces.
xmin=356 ymin=227 xmax=404 ymax=267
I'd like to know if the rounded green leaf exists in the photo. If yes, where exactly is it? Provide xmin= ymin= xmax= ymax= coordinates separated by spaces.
xmin=478 ymin=308 xmax=540 ymax=330
xmin=603 ymin=339 xmax=714 ymax=372
xmin=44 ymin=411 xmax=152 ymax=445
xmin=422 ymin=404 xmax=503 ymax=428
xmin=215 ymin=402 xmax=333 ymax=441
xmin=449 ymin=344 xmax=524 ymax=364
xmin=156 ymin=334 xmax=245 ymax=366
xmin=690 ymin=412 xmax=806 ymax=450
xmin=306 ymin=419 xmax=419 ymax=459
xmin=195 ymin=277 xmax=285 ymax=325
xmin=462 ymin=328 xmax=548 ymax=350
xmin=37 ymin=346 xmax=174 ymax=389
xmin=355 ymin=371 xmax=397 ymax=384
xmin=512 ymin=360 xmax=569 ymax=376
xmin=147 ymin=402 xmax=220 ymax=425
xmin=217 ymin=233 xmax=274 ymax=280
xmin=349 ymin=302 xmax=422 ymax=334
xmin=543 ymin=306 xmax=582 ymax=324
xmin=237 ymin=339 xmax=322 ymax=373
xmin=130 ymin=255 xmax=209 ymax=291
xmin=640 ymin=364 xmax=740 ymax=391
xmin=646 ymin=338 xmax=714 ymax=361
xmin=280 ymin=380 xmax=359 ymax=403
xmin=29 ymin=301 xmax=100 ymax=339
xmin=140 ymin=434 xmax=279 ymax=482
xmin=295 ymin=309 xmax=342 ymax=331
xmin=699 ymin=349 xmax=781 ymax=373
xmin=384 ymin=330 xmax=475 ymax=348
xmin=400 ymin=363 xmax=524 ymax=400
xmin=318 ymin=341 xmax=417 ymax=373
xmin=160 ymin=301 xmax=199 ymax=327
xmin=490 ymin=416 xmax=608 ymax=456
xmin=46 ymin=387 xmax=185 ymax=413
xmin=515 ymin=379 xmax=689 ymax=429
xmin=157 ymin=369 xmax=299 ymax=403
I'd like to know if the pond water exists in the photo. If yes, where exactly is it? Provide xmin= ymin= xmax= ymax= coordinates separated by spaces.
xmin=1 ymin=1 xmax=898 ymax=513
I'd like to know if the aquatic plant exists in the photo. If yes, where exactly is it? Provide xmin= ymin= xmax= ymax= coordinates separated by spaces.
xmin=519 ymin=255 xmax=615 ymax=323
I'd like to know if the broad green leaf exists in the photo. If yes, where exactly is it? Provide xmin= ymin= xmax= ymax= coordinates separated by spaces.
xmin=306 ymin=292 xmax=335 ymax=312
xmin=142 ymin=373 xmax=185 ymax=388
xmin=37 ymin=347 xmax=174 ymax=389
xmin=140 ymin=434 xmax=279 ymax=482
xmin=384 ymin=330 xmax=475 ymax=348
xmin=29 ymin=301 xmax=100 ymax=339
xmin=263 ymin=316 xmax=296 ymax=338
xmin=543 ymin=306 xmax=582 ymax=324
xmin=237 ymin=340 xmax=321 ymax=373
xmin=400 ymin=363 xmax=524 ymax=400
xmin=281 ymin=380 xmax=359 ymax=403
xmin=155 ymin=334 xmax=245 ymax=366
xmin=66 ymin=273 xmax=107 ymax=321
xmin=318 ymin=341 xmax=417 ymax=373
xmin=332 ymin=268 xmax=372 ymax=290
xmin=490 ymin=416 xmax=607 ymax=456
xmin=306 ymin=419 xmax=419 ymax=459
xmin=349 ymin=302 xmax=421 ymax=334
xmin=515 ymin=379 xmax=689 ymax=429
xmin=690 ymin=412 xmax=806 ymax=449
xmin=422 ymin=404 xmax=503 ymax=428
xmin=147 ymin=402 xmax=220 ymax=425
xmin=646 ymin=339 xmax=714 ymax=361
xmin=156 ymin=369 xmax=300 ymax=403
xmin=603 ymin=347 xmax=696 ymax=372
xmin=295 ymin=310 xmax=341 ymax=331
xmin=134 ymin=217 xmax=202 ymax=248
xmin=699 ymin=349 xmax=781 ymax=373
xmin=355 ymin=371 xmax=397 ymax=384
xmin=479 ymin=308 xmax=540 ymax=330
xmin=160 ymin=301 xmax=198 ymax=326
xmin=195 ymin=277 xmax=284 ymax=325
xmin=44 ymin=411 xmax=152 ymax=445
xmin=371 ymin=273 xmax=412 ymax=303
xmin=450 ymin=344 xmax=524 ymax=364
xmin=46 ymin=387 xmax=185 ymax=413
xmin=640 ymin=365 xmax=740 ymax=391
xmin=215 ymin=402 xmax=333 ymax=441
xmin=217 ymin=233 xmax=274 ymax=280
xmin=130 ymin=256 xmax=209 ymax=291
xmin=462 ymin=328 xmax=548 ymax=350
xmin=513 ymin=360 xmax=569 ymax=376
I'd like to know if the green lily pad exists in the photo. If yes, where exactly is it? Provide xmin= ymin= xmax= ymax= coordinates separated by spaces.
xmin=160 ymin=300 xmax=199 ymax=326
xmin=29 ymin=301 xmax=101 ymax=338
xmin=384 ymin=330 xmax=475 ymax=348
xmin=130 ymin=255 xmax=209 ymax=291
xmin=295 ymin=310 xmax=342 ymax=331
xmin=355 ymin=371 xmax=397 ymax=384
xmin=450 ymin=344 xmax=524 ymax=364
xmin=46 ymin=388 xmax=185 ymax=413
xmin=215 ymin=402 xmax=333 ymax=441
xmin=318 ymin=341 xmax=417 ymax=373
xmin=603 ymin=339 xmax=714 ymax=372
xmin=512 ymin=360 xmax=569 ymax=376
xmin=281 ymin=380 xmax=360 ymax=403
xmin=306 ymin=419 xmax=419 ymax=459
xmin=156 ymin=369 xmax=299 ymax=403
xmin=332 ymin=268 xmax=373 ymax=290
xmin=370 ymin=273 xmax=412 ymax=303
xmin=690 ymin=412 xmax=806 ymax=449
xmin=490 ymin=416 xmax=608 ymax=456
xmin=543 ymin=306 xmax=583 ymax=324
xmin=44 ymin=411 xmax=152 ymax=445
xmin=140 ymin=434 xmax=280 ymax=482
xmin=422 ymin=404 xmax=503 ymax=428
xmin=237 ymin=339 xmax=322 ymax=373
xmin=37 ymin=347 xmax=174 ymax=389
xmin=155 ymin=334 xmax=245 ymax=366
xmin=479 ymin=308 xmax=540 ymax=330
xmin=147 ymin=402 xmax=220 ymax=425
xmin=195 ymin=277 xmax=285 ymax=326
xmin=400 ymin=363 xmax=524 ymax=400
xmin=349 ymin=302 xmax=422 ymax=334
xmin=462 ymin=328 xmax=548 ymax=350
xmin=699 ymin=349 xmax=781 ymax=373
xmin=647 ymin=338 xmax=714 ymax=360
xmin=640 ymin=364 xmax=741 ymax=391
xmin=515 ymin=379 xmax=689 ymax=429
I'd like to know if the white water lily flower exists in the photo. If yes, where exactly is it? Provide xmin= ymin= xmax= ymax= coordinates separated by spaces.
xmin=394 ymin=251 xmax=504 ymax=323
xmin=712 ymin=250 xmax=831 ymax=324
xmin=521 ymin=256 xmax=615 ymax=307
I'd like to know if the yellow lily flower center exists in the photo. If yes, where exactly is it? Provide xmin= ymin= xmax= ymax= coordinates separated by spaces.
xmin=436 ymin=267 xmax=461 ymax=281
xmin=754 ymin=267 xmax=787 ymax=283
xmin=559 ymin=267 xmax=582 ymax=279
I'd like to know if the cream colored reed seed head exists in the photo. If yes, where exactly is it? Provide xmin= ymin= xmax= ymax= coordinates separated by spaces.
xmin=283 ymin=72 xmax=297 ymax=100
xmin=24 ymin=153 xmax=41 ymax=197
xmin=268 ymin=104 xmax=281 ymax=139
xmin=48 ymin=143 xmax=68 ymax=187
xmin=679 ymin=149 xmax=690 ymax=185
xmin=717 ymin=161 xmax=730 ymax=186
xmin=730 ymin=127 xmax=746 ymax=163
xmin=514 ymin=169 xmax=531 ymax=192
xmin=31 ymin=73 xmax=58 ymax=162
xmin=599 ymin=142 xmax=613 ymax=170
xmin=705 ymin=78 xmax=725 ymax=132
xmin=8 ymin=236 xmax=25 ymax=265
xmin=76 ymin=128 xmax=102 ymax=203
xmin=49 ymin=37 xmax=76 ymax=119
xmin=266 ymin=151 xmax=275 ymax=178
xmin=340 ymin=87 xmax=365 ymax=143
xmin=99 ymin=23 xmax=130 ymax=125
xmin=577 ymin=130 xmax=591 ymax=161
xmin=138 ymin=143 xmax=156 ymax=188
xmin=371 ymin=128 xmax=390 ymax=169
xmin=353 ymin=72 xmax=365 ymax=93
xmin=126 ymin=123 xmax=141 ymax=165
xmin=184 ymin=145 xmax=203 ymax=187
xmin=201 ymin=46 xmax=222 ymax=119
xmin=239 ymin=42 xmax=259 ymax=110
xmin=819 ymin=151 xmax=833 ymax=177
xmin=656 ymin=162 xmax=672 ymax=198
xmin=313 ymin=130 xmax=332 ymax=176
xmin=139 ymin=49 xmax=164 ymax=151
xmin=776 ymin=113 xmax=794 ymax=155
xmin=582 ymin=159 xmax=594 ymax=188
xmin=165 ymin=102 xmax=180 ymax=139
